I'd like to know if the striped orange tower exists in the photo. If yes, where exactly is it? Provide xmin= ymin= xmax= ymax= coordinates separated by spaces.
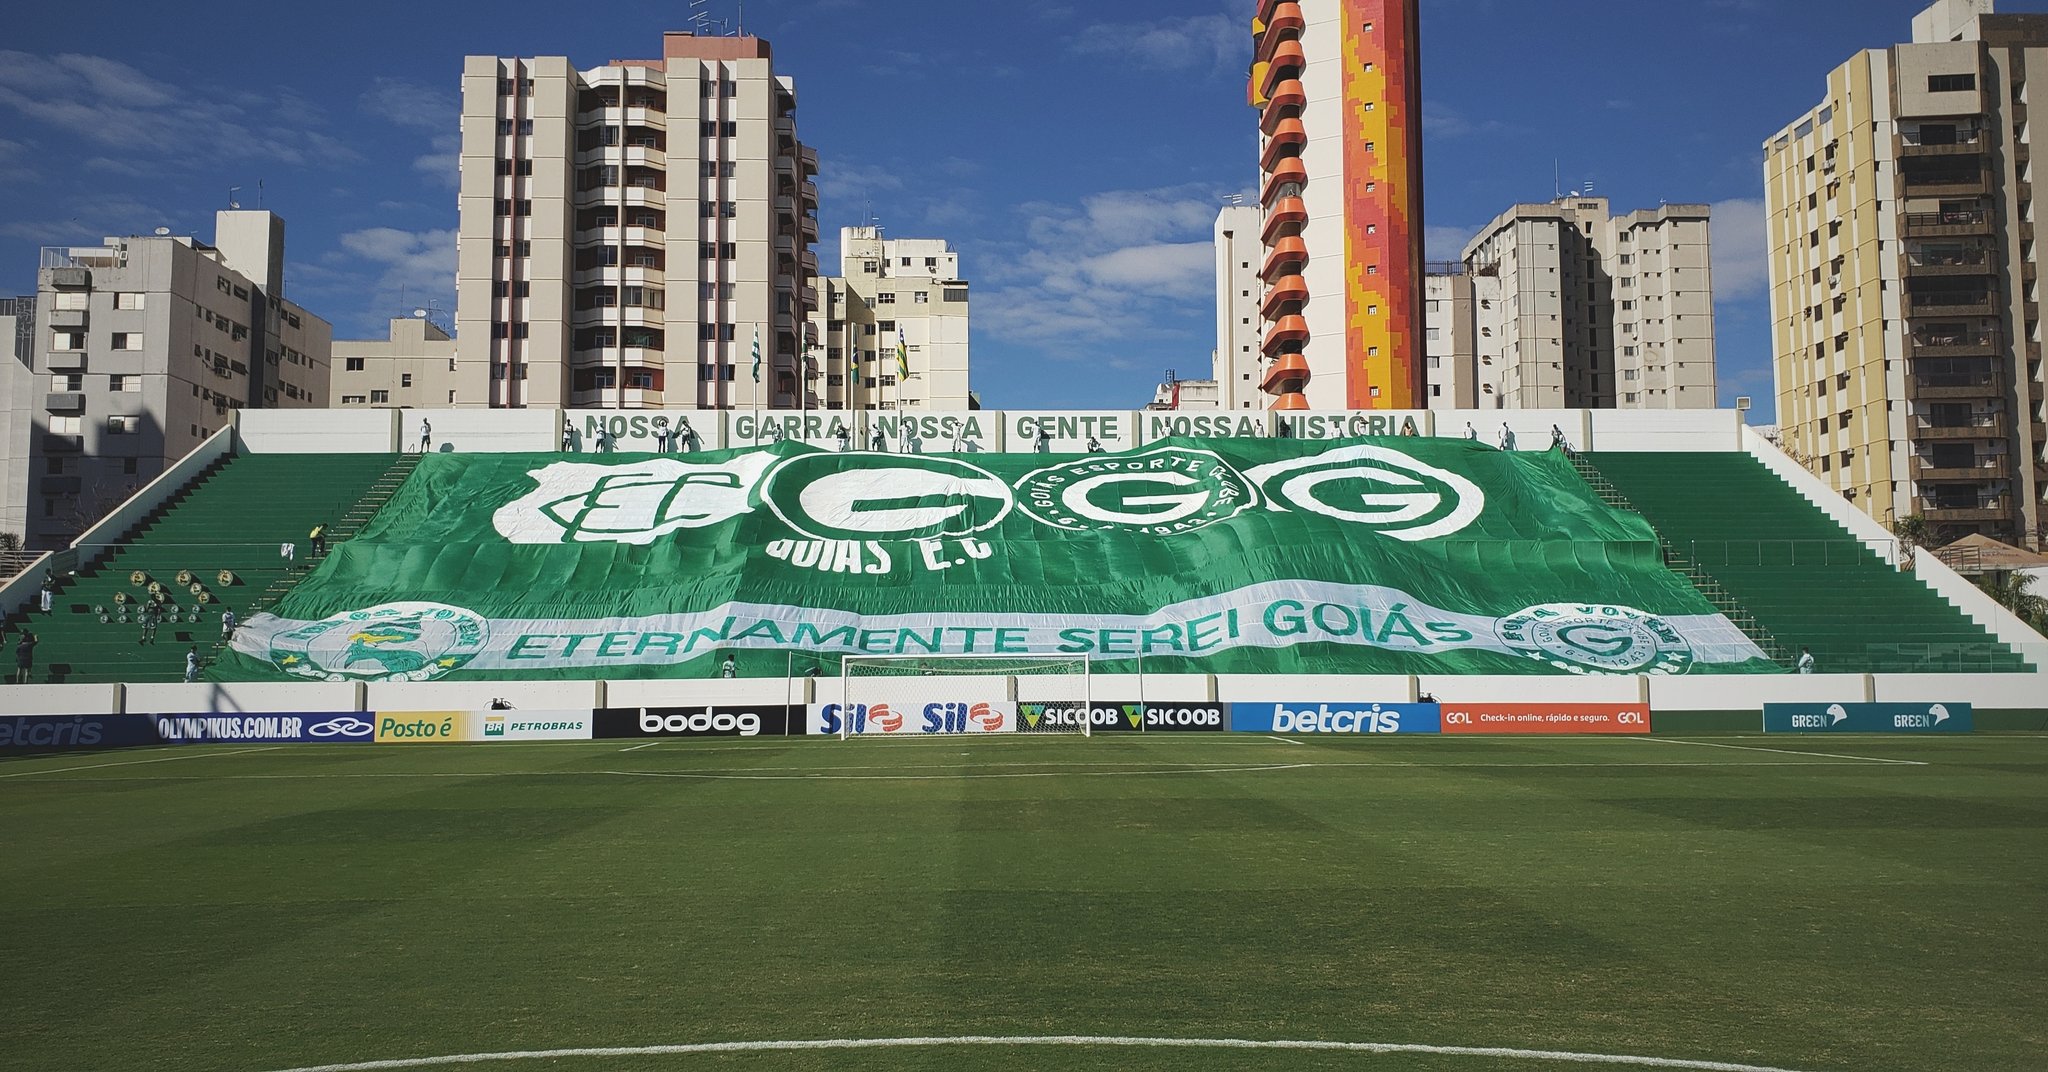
xmin=1251 ymin=0 xmax=1426 ymax=411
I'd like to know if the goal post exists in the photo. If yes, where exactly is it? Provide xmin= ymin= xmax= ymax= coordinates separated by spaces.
xmin=837 ymin=654 xmax=1093 ymax=738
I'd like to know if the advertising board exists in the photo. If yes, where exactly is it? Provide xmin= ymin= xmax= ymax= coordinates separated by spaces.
xmin=1016 ymin=702 xmax=1227 ymax=733
xmin=1762 ymin=702 xmax=1972 ymax=734
xmin=1438 ymin=704 xmax=1651 ymax=735
xmin=151 ymin=713 xmax=374 ymax=744
xmin=808 ymin=701 xmax=1015 ymax=736
xmin=0 ymin=714 xmax=161 ymax=752
xmin=1229 ymin=702 xmax=1442 ymax=735
xmin=594 ymin=706 xmax=803 ymax=739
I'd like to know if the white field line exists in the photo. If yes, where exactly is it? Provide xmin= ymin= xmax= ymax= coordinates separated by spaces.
xmin=1267 ymin=735 xmax=1307 ymax=746
xmin=1631 ymin=737 xmax=1928 ymax=766
xmin=256 ymin=1034 xmax=1819 ymax=1072
xmin=0 ymin=746 xmax=282 ymax=780
xmin=616 ymin=742 xmax=660 ymax=753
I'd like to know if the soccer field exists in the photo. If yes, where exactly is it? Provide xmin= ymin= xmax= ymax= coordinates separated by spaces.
xmin=0 ymin=735 xmax=2041 ymax=1072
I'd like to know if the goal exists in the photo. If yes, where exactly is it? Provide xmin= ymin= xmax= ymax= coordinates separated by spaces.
xmin=837 ymin=655 xmax=1093 ymax=738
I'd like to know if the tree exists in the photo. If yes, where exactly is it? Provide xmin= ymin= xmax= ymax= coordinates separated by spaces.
xmin=0 ymin=531 xmax=19 ymax=554
xmin=1892 ymin=514 xmax=1931 ymax=551
xmin=1976 ymin=571 xmax=2048 ymax=634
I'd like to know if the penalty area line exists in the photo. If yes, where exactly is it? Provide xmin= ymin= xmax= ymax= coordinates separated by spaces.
xmin=616 ymin=742 xmax=660 ymax=753
xmin=1266 ymin=735 xmax=1307 ymax=746
xmin=1631 ymin=737 xmax=1927 ymax=766
xmin=255 ymin=1034 xmax=1819 ymax=1072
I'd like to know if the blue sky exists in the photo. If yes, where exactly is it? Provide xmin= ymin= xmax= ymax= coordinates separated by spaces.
xmin=0 ymin=1 xmax=1998 ymax=422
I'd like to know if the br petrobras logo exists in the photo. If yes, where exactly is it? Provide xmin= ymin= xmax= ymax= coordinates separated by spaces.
xmin=1243 ymin=444 xmax=1484 ymax=542
xmin=494 ymin=455 xmax=778 ymax=546
xmin=1013 ymin=447 xmax=1258 ymax=535
xmin=1497 ymin=604 xmax=1696 ymax=676
xmin=308 ymin=716 xmax=375 ymax=740
xmin=268 ymin=603 xmax=489 ymax=683
xmin=762 ymin=453 xmax=1013 ymax=542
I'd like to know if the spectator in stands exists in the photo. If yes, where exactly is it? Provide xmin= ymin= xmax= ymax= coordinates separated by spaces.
xmin=1035 ymin=426 xmax=1053 ymax=453
xmin=39 ymin=570 xmax=54 ymax=613
xmin=869 ymin=427 xmax=887 ymax=452
xmin=1551 ymin=425 xmax=1570 ymax=452
xmin=1086 ymin=437 xmax=1106 ymax=454
xmin=1499 ymin=424 xmax=1517 ymax=451
xmin=1798 ymin=647 xmax=1817 ymax=675
xmin=1464 ymin=423 xmax=1479 ymax=442
xmin=309 ymin=523 xmax=327 ymax=558
xmin=419 ymin=418 xmax=432 ymax=454
xmin=654 ymin=425 xmax=671 ymax=454
xmin=280 ymin=540 xmax=295 ymax=564
xmin=185 ymin=647 xmax=200 ymax=684
xmin=139 ymin=601 xmax=161 ymax=645
xmin=721 ymin=654 xmax=737 ymax=679
xmin=221 ymin=609 xmax=237 ymax=641
xmin=676 ymin=417 xmax=695 ymax=453
xmin=562 ymin=419 xmax=576 ymax=452
xmin=836 ymin=427 xmax=852 ymax=453
xmin=14 ymin=630 xmax=36 ymax=684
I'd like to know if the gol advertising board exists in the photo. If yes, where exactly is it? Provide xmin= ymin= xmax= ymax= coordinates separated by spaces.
xmin=1763 ymin=702 xmax=1973 ymax=734
xmin=151 ymin=713 xmax=375 ymax=744
xmin=374 ymin=711 xmax=594 ymax=742
xmin=1017 ymin=702 xmax=1228 ymax=733
xmin=809 ymin=701 xmax=1015 ymax=736
xmin=0 ymin=714 xmax=162 ymax=752
xmin=595 ymin=706 xmax=803 ymax=739
xmin=1440 ymin=704 xmax=1652 ymax=735
xmin=1230 ymin=702 xmax=1442 ymax=735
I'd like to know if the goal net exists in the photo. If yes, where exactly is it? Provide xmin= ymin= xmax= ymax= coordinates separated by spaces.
xmin=837 ymin=655 xmax=1092 ymax=738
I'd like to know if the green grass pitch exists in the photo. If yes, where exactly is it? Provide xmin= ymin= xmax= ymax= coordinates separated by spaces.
xmin=0 ymin=734 xmax=2042 ymax=1072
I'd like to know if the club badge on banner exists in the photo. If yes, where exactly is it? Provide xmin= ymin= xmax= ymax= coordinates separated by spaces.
xmin=1439 ymin=704 xmax=1651 ymax=735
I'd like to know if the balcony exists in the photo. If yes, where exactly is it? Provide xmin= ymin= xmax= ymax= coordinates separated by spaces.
xmin=1262 ymin=314 xmax=1309 ymax=354
xmin=1904 ymin=210 xmax=1992 ymax=238
xmin=1904 ymin=248 xmax=1994 ymax=277
xmin=48 ymin=308 xmax=87 ymax=329
xmin=800 ymin=145 xmax=818 ymax=173
xmin=1261 ymin=353 xmax=1309 ymax=394
xmin=1262 ymin=235 xmax=1308 ymax=281
xmin=1909 ymin=331 xmax=2000 ymax=358
xmin=1910 ymin=373 xmax=2004 ymax=400
xmin=1261 ymin=275 xmax=1309 ymax=320
xmin=45 ymin=393 xmax=84 ymax=412
xmin=44 ymin=351 xmax=86 ymax=372
xmin=1909 ymin=291 xmax=1998 ymax=317
xmin=1913 ymin=456 xmax=2009 ymax=481
xmin=1261 ymin=158 xmax=1307 ymax=206
xmin=1898 ymin=131 xmax=1987 ymax=157
xmin=800 ymin=214 xmax=820 ymax=241
xmin=41 ymin=434 xmax=82 ymax=453
xmin=1902 ymin=167 xmax=1991 ymax=198
xmin=39 ymin=476 xmax=81 ymax=497
xmin=1261 ymin=118 xmax=1307 ymax=172
xmin=1262 ymin=197 xmax=1307 ymax=243
xmin=1262 ymin=79 xmax=1306 ymax=135
xmin=1915 ymin=415 xmax=2010 ymax=439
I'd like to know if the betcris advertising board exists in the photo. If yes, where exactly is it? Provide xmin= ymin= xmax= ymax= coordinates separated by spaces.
xmin=1764 ymin=702 xmax=1973 ymax=734
xmin=809 ymin=701 xmax=1015 ymax=736
xmin=151 ymin=713 xmax=374 ymax=744
xmin=1230 ymin=703 xmax=1443 ymax=735
xmin=0 ymin=715 xmax=161 ymax=752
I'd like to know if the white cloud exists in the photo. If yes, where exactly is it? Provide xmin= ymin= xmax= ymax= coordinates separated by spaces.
xmin=1071 ymin=13 xmax=1246 ymax=72
xmin=0 ymin=50 xmax=357 ymax=168
xmin=334 ymin=227 xmax=457 ymax=319
xmin=1710 ymin=197 xmax=1769 ymax=302
xmin=413 ymin=134 xmax=461 ymax=190
xmin=816 ymin=161 xmax=906 ymax=203
xmin=360 ymin=78 xmax=457 ymax=132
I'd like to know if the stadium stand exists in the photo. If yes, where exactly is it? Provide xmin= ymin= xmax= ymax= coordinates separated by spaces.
xmin=0 ymin=454 xmax=412 ymax=684
xmin=1581 ymin=452 xmax=2031 ymax=674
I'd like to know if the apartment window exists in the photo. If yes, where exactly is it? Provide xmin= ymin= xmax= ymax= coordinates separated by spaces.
xmin=1929 ymin=73 xmax=1977 ymax=93
xmin=944 ymin=288 xmax=968 ymax=303
xmin=113 ymin=292 xmax=145 ymax=310
xmin=370 ymin=390 xmax=390 ymax=404
xmin=401 ymin=374 xmax=413 ymax=388
xmin=878 ymin=320 xmax=898 ymax=333
xmin=49 ymin=416 xmax=81 ymax=434
xmin=107 ymin=416 xmax=138 ymax=434
xmin=52 ymin=291 xmax=87 ymax=310
xmin=914 ymin=292 xmax=929 ymax=304
xmin=341 ymin=395 xmax=367 ymax=405
xmin=122 ymin=457 xmax=139 ymax=475
xmin=109 ymin=375 xmax=138 ymax=392
xmin=721 ymin=80 xmax=737 ymax=97
xmin=52 ymin=330 xmax=84 ymax=351
xmin=878 ymin=292 xmax=896 ymax=304
xmin=344 ymin=357 xmax=365 ymax=372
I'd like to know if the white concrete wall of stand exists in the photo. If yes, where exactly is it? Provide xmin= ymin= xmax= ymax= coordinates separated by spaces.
xmin=2 ymin=670 xmax=2043 ymax=717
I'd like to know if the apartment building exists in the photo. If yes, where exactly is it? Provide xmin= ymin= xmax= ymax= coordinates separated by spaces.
xmin=332 ymin=316 xmax=460 ymax=409
xmin=803 ymin=227 xmax=971 ymax=411
xmin=455 ymin=31 xmax=820 ymax=410
xmin=0 ymin=296 xmax=33 ymax=544
xmin=1421 ymin=269 xmax=1494 ymax=410
xmin=1213 ymin=204 xmax=1266 ymax=411
xmin=1459 ymin=197 xmax=1718 ymax=411
xmin=2 ymin=211 xmax=330 ymax=549
xmin=1250 ymin=0 xmax=1427 ymax=411
xmin=1766 ymin=0 xmax=2048 ymax=547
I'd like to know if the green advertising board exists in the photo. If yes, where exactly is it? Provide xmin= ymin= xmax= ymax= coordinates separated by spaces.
xmin=220 ymin=439 xmax=1780 ymax=682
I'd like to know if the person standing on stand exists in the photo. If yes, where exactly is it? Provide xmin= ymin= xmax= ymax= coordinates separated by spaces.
xmin=221 ymin=608 xmax=237 ymax=642
xmin=562 ymin=419 xmax=576 ymax=452
xmin=309 ymin=522 xmax=327 ymax=559
xmin=1798 ymin=647 xmax=1817 ymax=675
xmin=1499 ymin=424 xmax=1517 ymax=451
xmin=14 ymin=630 xmax=36 ymax=684
xmin=1464 ymin=422 xmax=1479 ymax=442
xmin=39 ymin=570 xmax=54 ymax=613
xmin=418 ymin=418 xmax=432 ymax=454
xmin=654 ymin=425 xmax=670 ymax=455
xmin=721 ymin=654 xmax=737 ymax=680
xmin=185 ymin=647 xmax=200 ymax=684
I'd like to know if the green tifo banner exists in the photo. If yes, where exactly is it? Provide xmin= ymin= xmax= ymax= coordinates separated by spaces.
xmin=219 ymin=439 xmax=1780 ymax=682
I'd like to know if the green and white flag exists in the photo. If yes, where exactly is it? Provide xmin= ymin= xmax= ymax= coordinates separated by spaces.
xmin=223 ymin=439 xmax=1780 ymax=682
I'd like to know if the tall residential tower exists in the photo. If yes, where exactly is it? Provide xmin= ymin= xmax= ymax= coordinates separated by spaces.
xmin=1251 ymin=0 xmax=1426 ymax=411
xmin=456 ymin=32 xmax=820 ymax=410
xmin=1766 ymin=0 xmax=2048 ymax=547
